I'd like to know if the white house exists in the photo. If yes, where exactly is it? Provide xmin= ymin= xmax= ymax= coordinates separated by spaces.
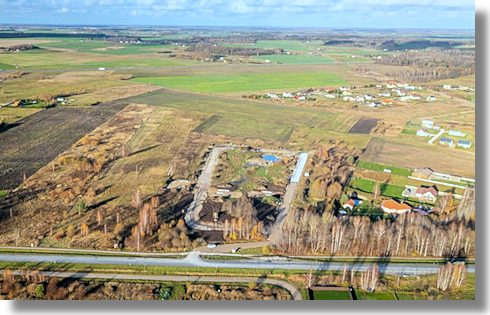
xmin=415 ymin=187 xmax=438 ymax=203
xmin=449 ymin=130 xmax=466 ymax=137
xmin=426 ymin=96 xmax=437 ymax=102
xmin=416 ymin=129 xmax=430 ymax=137
xmin=282 ymin=92 xmax=293 ymax=98
xmin=400 ymin=96 xmax=411 ymax=102
xmin=457 ymin=140 xmax=472 ymax=149
xmin=421 ymin=120 xmax=434 ymax=129
xmin=443 ymin=84 xmax=453 ymax=90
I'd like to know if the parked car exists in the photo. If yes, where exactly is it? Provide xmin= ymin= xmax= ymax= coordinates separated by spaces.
xmin=207 ymin=243 xmax=218 ymax=249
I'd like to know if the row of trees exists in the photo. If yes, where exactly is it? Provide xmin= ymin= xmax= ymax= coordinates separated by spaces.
xmin=375 ymin=48 xmax=474 ymax=83
xmin=222 ymin=197 xmax=264 ymax=241
xmin=271 ymin=207 xmax=474 ymax=258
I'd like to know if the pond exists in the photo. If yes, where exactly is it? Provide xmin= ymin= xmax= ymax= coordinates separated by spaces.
xmin=262 ymin=154 xmax=280 ymax=163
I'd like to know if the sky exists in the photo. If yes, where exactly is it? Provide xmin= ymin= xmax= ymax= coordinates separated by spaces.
xmin=0 ymin=0 xmax=475 ymax=29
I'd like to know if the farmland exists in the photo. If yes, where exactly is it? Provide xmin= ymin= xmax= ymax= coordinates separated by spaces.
xmin=0 ymin=25 xmax=476 ymax=301
xmin=0 ymin=103 xmax=125 ymax=189
xmin=253 ymin=54 xmax=334 ymax=64
xmin=132 ymin=71 xmax=347 ymax=94
xmin=117 ymin=89 xmax=360 ymax=145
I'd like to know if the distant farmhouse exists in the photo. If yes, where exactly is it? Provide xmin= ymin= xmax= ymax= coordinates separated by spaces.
xmin=457 ymin=139 xmax=472 ymax=149
xmin=439 ymin=137 xmax=454 ymax=146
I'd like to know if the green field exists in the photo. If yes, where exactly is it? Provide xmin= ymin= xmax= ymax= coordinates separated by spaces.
xmin=226 ymin=40 xmax=325 ymax=52
xmin=357 ymin=160 xmax=412 ymax=177
xmin=0 ymin=49 xmax=189 ymax=70
xmin=311 ymin=289 xmax=352 ymax=300
xmin=132 ymin=71 xmax=347 ymax=93
xmin=357 ymin=290 xmax=397 ymax=300
xmin=119 ymin=90 xmax=356 ymax=144
xmin=349 ymin=178 xmax=405 ymax=198
xmin=254 ymin=54 xmax=334 ymax=64
xmin=36 ymin=38 xmax=172 ymax=55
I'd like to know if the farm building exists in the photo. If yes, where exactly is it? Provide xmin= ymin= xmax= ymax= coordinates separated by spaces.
xmin=402 ymin=186 xmax=416 ymax=198
xmin=381 ymin=200 xmax=412 ymax=214
xmin=449 ymin=130 xmax=466 ymax=137
xmin=415 ymin=186 xmax=438 ymax=203
xmin=457 ymin=140 xmax=472 ymax=149
xmin=416 ymin=129 xmax=430 ymax=137
xmin=426 ymin=96 xmax=437 ymax=102
xmin=421 ymin=120 xmax=434 ymax=129
xmin=290 ymin=153 xmax=308 ymax=183
xmin=342 ymin=198 xmax=363 ymax=211
xmin=412 ymin=168 xmax=434 ymax=179
xmin=439 ymin=137 xmax=454 ymax=146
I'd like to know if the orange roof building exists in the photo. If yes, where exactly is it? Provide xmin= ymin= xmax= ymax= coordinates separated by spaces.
xmin=381 ymin=199 xmax=412 ymax=214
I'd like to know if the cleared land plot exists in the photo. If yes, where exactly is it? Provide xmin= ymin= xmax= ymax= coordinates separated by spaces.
xmin=131 ymin=71 xmax=347 ymax=94
xmin=0 ymin=103 xmax=125 ymax=189
xmin=348 ymin=118 xmax=379 ymax=134
xmin=363 ymin=138 xmax=475 ymax=178
xmin=117 ymin=89 xmax=355 ymax=144
xmin=93 ymin=106 xmax=206 ymax=206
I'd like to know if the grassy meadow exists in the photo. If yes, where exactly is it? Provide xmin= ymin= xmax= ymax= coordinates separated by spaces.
xmin=132 ymin=71 xmax=347 ymax=94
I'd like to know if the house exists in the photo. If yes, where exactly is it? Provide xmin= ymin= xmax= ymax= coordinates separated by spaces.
xmin=402 ymin=186 xmax=417 ymax=198
xmin=364 ymin=94 xmax=374 ymax=101
xmin=449 ymin=130 xmax=466 ymax=137
xmin=98 ymin=67 xmax=106 ymax=71
xmin=339 ymin=86 xmax=351 ymax=92
xmin=342 ymin=91 xmax=352 ymax=96
xmin=282 ymin=92 xmax=293 ymax=98
xmin=381 ymin=200 xmax=412 ymax=214
xmin=426 ymin=96 xmax=437 ymax=102
xmin=379 ymin=92 xmax=391 ymax=97
xmin=421 ymin=120 xmax=434 ymax=129
xmin=342 ymin=198 xmax=363 ymax=211
xmin=412 ymin=167 xmax=434 ymax=179
xmin=439 ymin=137 xmax=454 ymax=146
xmin=324 ymin=94 xmax=336 ymax=99
xmin=457 ymin=140 xmax=472 ymax=149
xmin=267 ymin=93 xmax=279 ymax=99
xmin=416 ymin=129 xmax=430 ymax=137
xmin=443 ymin=84 xmax=453 ymax=90
xmin=415 ymin=186 xmax=438 ymax=203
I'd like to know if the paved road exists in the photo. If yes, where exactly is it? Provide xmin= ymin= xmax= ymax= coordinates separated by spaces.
xmin=0 ymin=252 xmax=475 ymax=276
xmin=195 ymin=241 xmax=271 ymax=253
xmin=5 ymin=270 xmax=302 ymax=300
xmin=184 ymin=145 xmax=233 ymax=230
xmin=428 ymin=128 xmax=445 ymax=144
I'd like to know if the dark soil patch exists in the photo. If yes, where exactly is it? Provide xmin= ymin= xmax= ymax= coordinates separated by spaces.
xmin=0 ymin=102 xmax=126 ymax=189
xmin=348 ymin=118 xmax=379 ymax=134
